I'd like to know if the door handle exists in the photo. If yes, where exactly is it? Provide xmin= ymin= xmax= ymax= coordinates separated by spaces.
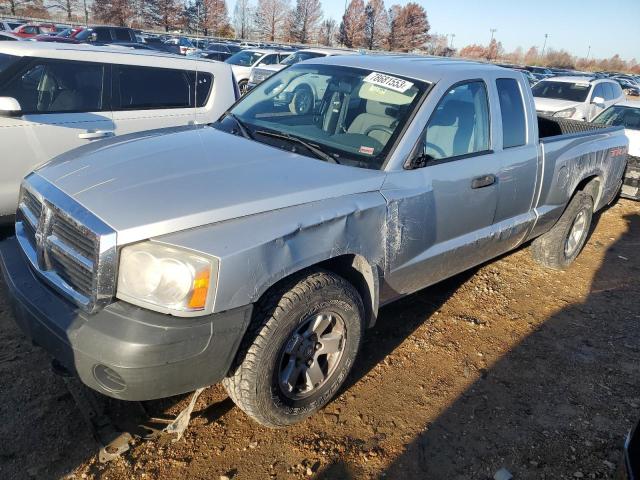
xmin=78 ymin=130 xmax=114 ymax=140
xmin=471 ymin=174 xmax=496 ymax=189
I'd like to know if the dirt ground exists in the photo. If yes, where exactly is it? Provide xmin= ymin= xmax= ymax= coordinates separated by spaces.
xmin=0 ymin=198 xmax=638 ymax=480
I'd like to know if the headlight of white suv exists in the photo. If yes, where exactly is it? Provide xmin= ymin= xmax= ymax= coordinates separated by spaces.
xmin=116 ymin=242 xmax=216 ymax=315
xmin=553 ymin=108 xmax=576 ymax=119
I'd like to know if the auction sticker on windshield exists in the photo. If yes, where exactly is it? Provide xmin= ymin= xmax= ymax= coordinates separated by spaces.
xmin=364 ymin=72 xmax=414 ymax=93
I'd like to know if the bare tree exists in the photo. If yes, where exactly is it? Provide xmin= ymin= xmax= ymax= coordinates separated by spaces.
xmin=146 ymin=0 xmax=182 ymax=31
xmin=363 ymin=0 xmax=388 ymax=50
xmin=424 ymin=33 xmax=455 ymax=57
xmin=187 ymin=0 xmax=233 ymax=36
xmin=524 ymin=46 xmax=539 ymax=65
xmin=233 ymin=0 xmax=254 ymax=39
xmin=388 ymin=2 xmax=429 ymax=52
xmin=338 ymin=0 xmax=365 ymax=48
xmin=458 ymin=43 xmax=487 ymax=60
xmin=288 ymin=0 xmax=322 ymax=44
xmin=93 ymin=0 xmax=134 ymax=26
xmin=253 ymin=0 xmax=289 ymax=42
xmin=485 ymin=38 xmax=503 ymax=61
xmin=386 ymin=3 xmax=401 ymax=51
xmin=318 ymin=17 xmax=335 ymax=46
xmin=46 ymin=0 xmax=79 ymax=20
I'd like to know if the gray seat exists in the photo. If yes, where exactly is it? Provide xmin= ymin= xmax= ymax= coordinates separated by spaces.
xmin=347 ymin=101 xmax=397 ymax=145
xmin=424 ymin=100 xmax=476 ymax=159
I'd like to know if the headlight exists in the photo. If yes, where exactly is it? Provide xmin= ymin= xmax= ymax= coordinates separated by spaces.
xmin=553 ymin=108 xmax=576 ymax=119
xmin=116 ymin=242 xmax=216 ymax=315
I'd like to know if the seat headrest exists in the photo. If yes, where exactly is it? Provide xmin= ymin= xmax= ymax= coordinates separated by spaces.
xmin=430 ymin=100 xmax=474 ymax=127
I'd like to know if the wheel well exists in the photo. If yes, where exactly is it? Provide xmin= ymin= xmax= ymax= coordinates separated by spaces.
xmin=317 ymin=255 xmax=379 ymax=328
xmin=575 ymin=175 xmax=602 ymax=210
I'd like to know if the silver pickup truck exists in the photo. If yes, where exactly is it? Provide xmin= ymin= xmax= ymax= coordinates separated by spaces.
xmin=0 ymin=56 xmax=628 ymax=428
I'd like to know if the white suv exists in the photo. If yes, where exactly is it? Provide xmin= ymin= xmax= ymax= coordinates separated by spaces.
xmin=225 ymin=49 xmax=288 ymax=94
xmin=533 ymin=76 xmax=624 ymax=121
xmin=0 ymin=42 xmax=237 ymax=221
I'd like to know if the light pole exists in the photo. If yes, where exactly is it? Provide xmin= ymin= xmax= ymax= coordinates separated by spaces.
xmin=490 ymin=28 xmax=497 ymax=43
xmin=586 ymin=45 xmax=591 ymax=61
xmin=489 ymin=28 xmax=497 ymax=61
xmin=449 ymin=33 xmax=455 ymax=49
xmin=541 ymin=33 xmax=549 ymax=58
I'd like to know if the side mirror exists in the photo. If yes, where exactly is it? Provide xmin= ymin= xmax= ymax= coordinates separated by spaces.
xmin=89 ymin=32 xmax=98 ymax=42
xmin=0 ymin=97 xmax=22 ymax=116
xmin=592 ymin=96 xmax=605 ymax=107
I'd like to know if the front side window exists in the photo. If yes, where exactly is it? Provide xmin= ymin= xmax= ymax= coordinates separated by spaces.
xmin=260 ymin=54 xmax=279 ymax=66
xmin=593 ymin=106 xmax=640 ymax=130
xmin=226 ymin=50 xmax=265 ymax=67
xmin=420 ymin=81 xmax=490 ymax=161
xmin=0 ymin=59 xmax=105 ymax=114
xmin=591 ymin=84 xmax=605 ymax=101
xmin=116 ymin=65 xmax=196 ymax=110
xmin=532 ymin=81 xmax=591 ymax=102
xmin=496 ymin=78 xmax=526 ymax=148
xmin=114 ymin=28 xmax=132 ymax=42
xmin=214 ymin=64 xmax=428 ymax=170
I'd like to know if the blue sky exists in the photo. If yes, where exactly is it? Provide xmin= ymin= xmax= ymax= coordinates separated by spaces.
xmin=231 ymin=0 xmax=640 ymax=61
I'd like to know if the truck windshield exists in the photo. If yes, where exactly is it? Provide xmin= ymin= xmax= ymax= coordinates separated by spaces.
xmin=214 ymin=64 xmax=428 ymax=170
xmin=593 ymin=106 xmax=640 ymax=130
xmin=0 ymin=53 xmax=18 ymax=75
xmin=532 ymin=80 xmax=591 ymax=102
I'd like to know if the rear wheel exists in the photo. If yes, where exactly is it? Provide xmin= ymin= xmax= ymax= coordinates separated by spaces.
xmin=223 ymin=269 xmax=364 ymax=427
xmin=531 ymin=191 xmax=594 ymax=270
xmin=238 ymin=79 xmax=249 ymax=96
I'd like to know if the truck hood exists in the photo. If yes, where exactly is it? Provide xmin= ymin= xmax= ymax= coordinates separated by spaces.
xmin=534 ymin=97 xmax=582 ymax=113
xmin=34 ymin=127 xmax=386 ymax=245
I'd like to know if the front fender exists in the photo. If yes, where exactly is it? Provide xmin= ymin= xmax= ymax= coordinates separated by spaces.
xmin=153 ymin=192 xmax=388 ymax=313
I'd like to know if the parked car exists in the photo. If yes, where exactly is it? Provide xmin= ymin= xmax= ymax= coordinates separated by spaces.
xmin=593 ymin=102 xmax=640 ymax=200
xmin=0 ymin=20 xmax=25 ymax=32
xmin=164 ymin=36 xmax=196 ymax=55
xmin=225 ymin=48 xmax=288 ymax=94
xmin=189 ymin=49 xmax=232 ymax=62
xmin=533 ymin=76 xmax=625 ymax=121
xmin=513 ymin=68 xmax=538 ymax=86
xmin=35 ymin=26 xmax=138 ymax=46
xmin=34 ymin=26 xmax=83 ymax=42
xmin=0 ymin=56 xmax=627 ymax=429
xmin=138 ymin=35 xmax=180 ymax=55
xmin=0 ymin=31 xmax=20 ymax=41
xmin=12 ymin=23 xmax=56 ymax=38
xmin=615 ymin=78 xmax=640 ymax=96
xmin=524 ymin=65 xmax=554 ymax=78
xmin=0 ymin=42 xmax=238 ymax=221
xmin=248 ymin=47 xmax=356 ymax=89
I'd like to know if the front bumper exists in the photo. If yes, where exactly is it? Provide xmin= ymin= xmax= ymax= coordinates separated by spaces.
xmin=0 ymin=236 xmax=252 ymax=401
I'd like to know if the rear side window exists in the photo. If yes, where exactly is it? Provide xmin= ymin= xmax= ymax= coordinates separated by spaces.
xmin=421 ymin=81 xmax=491 ymax=161
xmin=591 ymin=84 xmax=605 ymax=101
xmin=95 ymin=28 xmax=112 ymax=42
xmin=113 ymin=28 xmax=132 ymax=42
xmin=0 ymin=59 xmax=105 ymax=114
xmin=496 ymin=78 xmax=526 ymax=148
xmin=610 ymin=82 xmax=623 ymax=99
xmin=115 ymin=65 xmax=214 ymax=110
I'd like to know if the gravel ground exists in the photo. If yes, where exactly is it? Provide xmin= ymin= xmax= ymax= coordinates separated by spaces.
xmin=0 ymin=198 xmax=638 ymax=480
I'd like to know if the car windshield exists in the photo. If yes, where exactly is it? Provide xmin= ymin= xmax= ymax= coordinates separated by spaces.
xmin=593 ymin=106 xmax=640 ymax=130
xmin=214 ymin=64 xmax=428 ymax=170
xmin=226 ymin=50 xmax=264 ymax=66
xmin=532 ymin=81 xmax=591 ymax=102
xmin=74 ymin=29 xmax=92 ymax=40
xmin=281 ymin=51 xmax=326 ymax=66
xmin=0 ymin=53 xmax=18 ymax=74
xmin=56 ymin=28 xmax=72 ymax=37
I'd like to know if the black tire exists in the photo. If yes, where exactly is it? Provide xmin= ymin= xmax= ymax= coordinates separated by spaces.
xmin=238 ymin=79 xmax=249 ymax=96
xmin=531 ymin=191 xmax=594 ymax=270
xmin=288 ymin=84 xmax=314 ymax=115
xmin=223 ymin=269 xmax=364 ymax=428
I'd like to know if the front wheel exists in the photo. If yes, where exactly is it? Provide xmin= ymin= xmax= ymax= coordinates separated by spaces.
xmin=238 ymin=79 xmax=249 ymax=96
xmin=531 ymin=191 xmax=594 ymax=270
xmin=223 ymin=270 xmax=364 ymax=427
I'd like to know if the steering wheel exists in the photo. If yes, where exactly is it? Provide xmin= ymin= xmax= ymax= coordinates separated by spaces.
xmin=424 ymin=142 xmax=446 ymax=159
xmin=363 ymin=125 xmax=394 ymax=138
xmin=289 ymin=84 xmax=314 ymax=115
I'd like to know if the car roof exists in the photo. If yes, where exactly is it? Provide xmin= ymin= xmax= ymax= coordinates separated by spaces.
xmin=303 ymin=54 xmax=512 ymax=83
xmin=300 ymin=47 xmax=358 ymax=56
xmin=543 ymin=76 xmax=617 ymax=85
xmin=0 ymin=41 xmax=222 ymax=66
xmin=242 ymin=48 xmax=285 ymax=54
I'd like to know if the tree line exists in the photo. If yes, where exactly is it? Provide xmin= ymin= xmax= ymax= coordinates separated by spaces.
xmin=1 ymin=0 xmax=637 ymax=72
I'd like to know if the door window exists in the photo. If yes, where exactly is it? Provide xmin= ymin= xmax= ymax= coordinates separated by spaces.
xmin=0 ymin=59 xmax=105 ymax=114
xmin=113 ymin=28 xmax=132 ymax=42
xmin=496 ymin=78 xmax=526 ymax=148
xmin=591 ymin=84 xmax=605 ymax=101
xmin=420 ymin=81 xmax=490 ymax=161
xmin=94 ymin=28 xmax=112 ymax=42
xmin=115 ymin=65 xmax=213 ymax=110
xmin=260 ymin=54 xmax=279 ymax=65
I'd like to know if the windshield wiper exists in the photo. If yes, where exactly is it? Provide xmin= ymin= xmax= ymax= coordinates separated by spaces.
xmin=254 ymin=130 xmax=339 ymax=164
xmin=226 ymin=112 xmax=253 ymax=140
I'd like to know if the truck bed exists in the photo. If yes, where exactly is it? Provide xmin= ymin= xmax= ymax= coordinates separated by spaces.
xmin=537 ymin=115 xmax=612 ymax=139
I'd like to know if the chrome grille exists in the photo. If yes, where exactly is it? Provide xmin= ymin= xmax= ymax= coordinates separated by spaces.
xmin=16 ymin=175 xmax=117 ymax=313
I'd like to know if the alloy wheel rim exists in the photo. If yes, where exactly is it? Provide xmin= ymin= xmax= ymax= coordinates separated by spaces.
xmin=277 ymin=312 xmax=346 ymax=400
xmin=565 ymin=209 xmax=588 ymax=257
